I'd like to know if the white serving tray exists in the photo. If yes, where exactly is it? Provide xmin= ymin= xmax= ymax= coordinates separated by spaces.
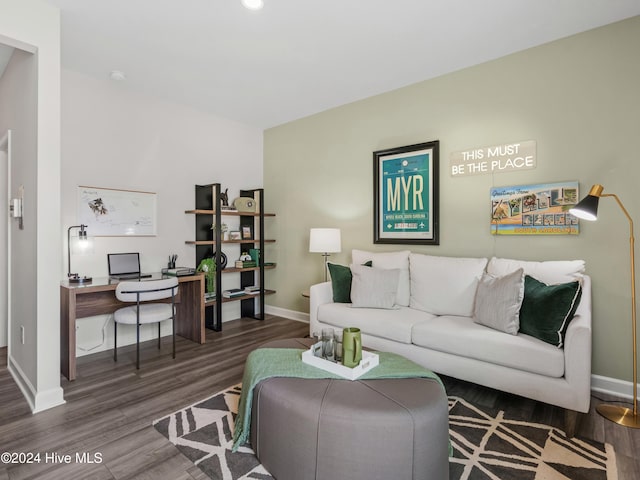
xmin=302 ymin=342 xmax=379 ymax=381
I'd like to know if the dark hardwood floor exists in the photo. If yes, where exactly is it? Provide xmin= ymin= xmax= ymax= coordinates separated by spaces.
xmin=0 ymin=316 xmax=638 ymax=479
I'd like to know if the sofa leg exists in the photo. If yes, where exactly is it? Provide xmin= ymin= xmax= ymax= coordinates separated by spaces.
xmin=564 ymin=409 xmax=580 ymax=437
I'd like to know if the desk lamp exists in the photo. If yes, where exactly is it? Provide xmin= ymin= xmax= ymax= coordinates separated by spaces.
xmin=309 ymin=228 xmax=341 ymax=282
xmin=570 ymin=184 xmax=639 ymax=428
xmin=67 ymin=224 xmax=94 ymax=284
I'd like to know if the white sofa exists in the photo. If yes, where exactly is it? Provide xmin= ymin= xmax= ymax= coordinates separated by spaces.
xmin=310 ymin=251 xmax=591 ymax=434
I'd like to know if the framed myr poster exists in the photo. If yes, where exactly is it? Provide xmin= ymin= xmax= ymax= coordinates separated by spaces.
xmin=373 ymin=141 xmax=439 ymax=245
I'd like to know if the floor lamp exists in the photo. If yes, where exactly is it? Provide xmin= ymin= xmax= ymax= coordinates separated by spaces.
xmin=309 ymin=228 xmax=341 ymax=282
xmin=570 ymin=184 xmax=639 ymax=428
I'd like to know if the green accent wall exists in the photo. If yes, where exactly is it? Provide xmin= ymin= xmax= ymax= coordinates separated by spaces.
xmin=264 ymin=16 xmax=640 ymax=382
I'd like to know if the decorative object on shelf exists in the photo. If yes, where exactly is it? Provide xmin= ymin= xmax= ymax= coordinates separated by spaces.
xmin=242 ymin=225 xmax=252 ymax=239
xmin=220 ymin=188 xmax=229 ymax=208
xmin=215 ymin=251 xmax=228 ymax=269
xmin=67 ymin=224 xmax=94 ymax=284
xmin=229 ymin=231 xmax=241 ymax=240
xmin=373 ymin=141 xmax=439 ymax=245
xmin=233 ymin=196 xmax=256 ymax=213
xmin=309 ymin=228 xmax=341 ymax=282
xmin=197 ymin=257 xmax=216 ymax=293
xmin=570 ymin=184 xmax=639 ymax=428
xmin=211 ymin=222 xmax=229 ymax=241
xmin=249 ymin=248 xmax=260 ymax=264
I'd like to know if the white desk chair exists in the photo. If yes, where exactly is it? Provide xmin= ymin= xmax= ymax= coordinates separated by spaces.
xmin=114 ymin=277 xmax=179 ymax=369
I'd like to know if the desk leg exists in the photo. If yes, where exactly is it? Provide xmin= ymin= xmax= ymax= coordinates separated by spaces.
xmin=175 ymin=276 xmax=205 ymax=344
xmin=60 ymin=286 xmax=76 ymax=381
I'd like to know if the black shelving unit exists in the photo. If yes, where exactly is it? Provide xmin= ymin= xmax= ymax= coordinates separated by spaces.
xmin=186 ymin=183 xmax=275 ymax=331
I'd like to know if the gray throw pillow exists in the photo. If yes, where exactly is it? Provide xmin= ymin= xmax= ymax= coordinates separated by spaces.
xmin=473 ymin=268 xmax=525 ymax=334
xmin=350 ymin=264 xmax=400 ymax=309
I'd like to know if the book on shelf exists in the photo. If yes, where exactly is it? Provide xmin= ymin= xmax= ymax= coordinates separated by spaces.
xmin=163 ymin=267 xmax=196 ymax=276
xmin=234 ymin=260 xmax=257 ymax=268
xmin=222 ymin=288 xmax=245 ymax=298
xmin=244 ymin=285 xmax=261 ymax=294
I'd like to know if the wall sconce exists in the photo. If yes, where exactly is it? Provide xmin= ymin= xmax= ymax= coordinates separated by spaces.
xmin=67 ymin=224 xmax=94 ymax=284
xmin=309 ymin=228 xmax=341 ymax=282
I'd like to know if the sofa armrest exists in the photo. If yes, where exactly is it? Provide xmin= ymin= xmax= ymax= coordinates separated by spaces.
xmin=563 ymin=275 xmax=592 ymax=412
xmin=310 ymin=281 xmax=332 ymax=335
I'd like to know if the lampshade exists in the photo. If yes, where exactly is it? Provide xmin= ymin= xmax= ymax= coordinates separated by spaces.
xmin=309 ymin=228 xmax=341 ymax=253
xmin=68 ymin=224 xmax=93 ymax=284
xmin=70 ymin=228 xmax=94 ymax=255
xmin=569 ymin=184 xmax=604 ymax=221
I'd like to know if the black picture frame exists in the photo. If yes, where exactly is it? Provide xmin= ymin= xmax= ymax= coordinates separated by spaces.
xmin=373 ymin=141 xmax=439 ymax=245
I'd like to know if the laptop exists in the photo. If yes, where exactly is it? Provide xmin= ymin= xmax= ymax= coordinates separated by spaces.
xmin=107 ymin=252 xmax=152 ymax=280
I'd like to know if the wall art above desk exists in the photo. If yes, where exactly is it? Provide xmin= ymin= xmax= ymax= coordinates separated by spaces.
xmin=77 ymin=185 xmax=157 ymax=236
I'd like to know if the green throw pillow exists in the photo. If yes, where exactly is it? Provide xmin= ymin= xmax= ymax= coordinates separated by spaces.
xmin=519 ymin=275 xmax=582 ymax=348
xmin=327 ymin=261 xmax=372 ymax=303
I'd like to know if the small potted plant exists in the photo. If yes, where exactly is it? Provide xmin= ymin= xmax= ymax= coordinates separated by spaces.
xmin=197 ymin=257 xmax=216 ymax=293
xmin=211 ymin=223 xmax=229 ymax=241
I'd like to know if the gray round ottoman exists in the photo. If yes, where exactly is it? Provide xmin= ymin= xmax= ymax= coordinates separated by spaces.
xmin=249 ymin=338 xmax=449 ymax=480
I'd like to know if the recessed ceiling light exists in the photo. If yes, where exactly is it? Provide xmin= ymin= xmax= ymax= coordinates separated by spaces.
xmin=241 ymin=0 xmax=264 ymax=11
xmin=109 ymin=70 xmax=126 ymax=81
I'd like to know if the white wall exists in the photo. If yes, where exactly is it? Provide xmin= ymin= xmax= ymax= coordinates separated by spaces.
xmin=0 ymin=0 xmax=62 ymax=412
xmin=61 ymin=69 xmax=264 ymax=355
xmin=0 ymin=48 xmax=37 ymax=375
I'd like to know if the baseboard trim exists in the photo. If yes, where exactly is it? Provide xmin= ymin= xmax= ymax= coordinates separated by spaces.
xmin=591 ymin=374 xmax=638 ymax=401
xmin=265 ymin=305 xmax=309 ymax=324
xmin=8 ymin=356 xmax=66 ymax=413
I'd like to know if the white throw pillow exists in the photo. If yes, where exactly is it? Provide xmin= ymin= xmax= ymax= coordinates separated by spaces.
xmin=409 ymin=253 xmax=488 ymax=316
xmin=473 ymin=268 xmax=525 ymax=335
xmin=352 ymin=249 xmax=410 ymax=306
xmin=350 ymin=264 xmax=400 ymax=310
xmin=487 ymin=257 xmax=585 ymax=284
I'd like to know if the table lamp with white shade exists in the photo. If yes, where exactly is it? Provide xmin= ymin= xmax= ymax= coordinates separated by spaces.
xmin=309 ymin=228 xmax=341 ymax=282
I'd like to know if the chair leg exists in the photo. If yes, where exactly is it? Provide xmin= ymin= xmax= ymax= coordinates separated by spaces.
xmin=136 ymin=322 xmax=140 ymax=370
xmin=114 ymin=321 xmax=118 ymax=362
xmin=172 ymin=314 xmax=176 ymax=359
xmin=158 ymin=322 xmax=161 ymax=350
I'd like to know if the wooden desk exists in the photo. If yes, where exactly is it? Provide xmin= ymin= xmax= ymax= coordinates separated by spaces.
xmin=60 ymin=273 xmax=205 ymax=381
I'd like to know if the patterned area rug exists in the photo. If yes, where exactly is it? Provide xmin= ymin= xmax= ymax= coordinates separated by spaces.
xmin=153 ymin=384 xmax=617 ymax=480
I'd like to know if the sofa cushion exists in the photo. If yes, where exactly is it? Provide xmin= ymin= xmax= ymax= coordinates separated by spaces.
xmin=411 ymin=315 xmax=565 ymax=377
xmin=327 ymin=261 xmax=372 ymax=303
xmin=519 ymin=275 xmax=583 ymax=348
xmin=487 ymin=257 xmax=585 ymax=284
xmin=352 ymin=249 xmax=410 ymax=306
xmin=473 ymin=268 xmax=524 ymax=335
xmin=327 ymin=263 xmax=353 ymax=303
xmin=350 ymin=264 xmax=400 ymax=309
xmin=317 ymin=303 xmax=435 ymax=344
xmin=409 ymin=254 xmax=488 ymax=317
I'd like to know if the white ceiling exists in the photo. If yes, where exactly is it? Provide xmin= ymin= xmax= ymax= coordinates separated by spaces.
xmin=39 ymin=1 xmax=640 ymax=128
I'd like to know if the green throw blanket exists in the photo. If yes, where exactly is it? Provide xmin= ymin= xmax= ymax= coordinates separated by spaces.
xmin=232 ymin=348 xmax=446 ymax=452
